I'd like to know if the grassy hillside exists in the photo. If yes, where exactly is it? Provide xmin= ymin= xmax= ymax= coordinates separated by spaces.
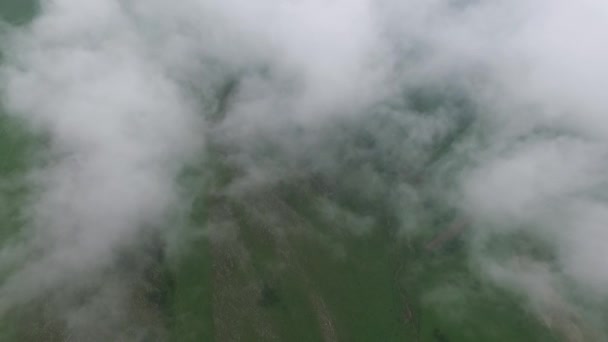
xmin=0 ymin=3 xmax=562 ymax=341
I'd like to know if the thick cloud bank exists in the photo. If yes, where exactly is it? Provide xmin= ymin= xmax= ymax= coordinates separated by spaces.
xmin=1 ymin=0 xmax=608 ymax=339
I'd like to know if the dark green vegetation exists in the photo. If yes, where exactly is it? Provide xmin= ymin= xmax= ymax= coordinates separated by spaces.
xmin=161 ymin=77 xmax=558 ymax=341
xmin=0 ymin=117 xmax=36 ymax=341
xmin=0 ymin=3 xmax=562 ymax=341
xmin=0 ymin=0 xmax=37 ymax=25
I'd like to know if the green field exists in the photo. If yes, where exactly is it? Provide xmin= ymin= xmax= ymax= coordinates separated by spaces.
xmin=0 ymin=2 xmax=566 ymax=341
